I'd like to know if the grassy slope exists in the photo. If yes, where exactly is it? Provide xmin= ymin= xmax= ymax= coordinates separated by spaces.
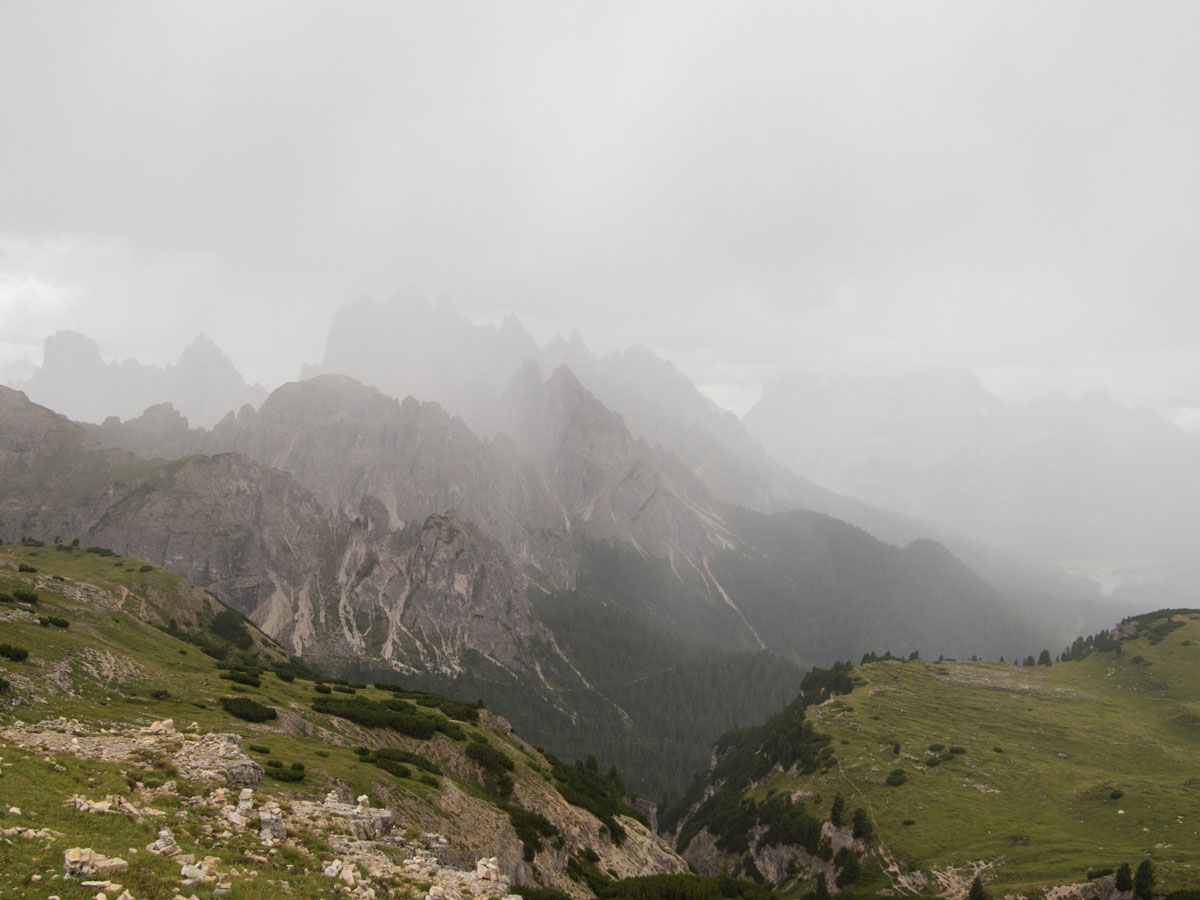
xmin=760 ymin=613 xmax=1200 ymax=895
xmin=0 ymin=543 xmax=632 ymax=900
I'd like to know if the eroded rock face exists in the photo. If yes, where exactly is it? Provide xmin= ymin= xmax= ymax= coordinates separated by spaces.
xmin=0 ymin=388 xmax=568 ymax=686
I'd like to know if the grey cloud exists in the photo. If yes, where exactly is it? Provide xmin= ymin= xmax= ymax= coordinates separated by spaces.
xmin=1 ymin=1 xmax=1197 ymax=410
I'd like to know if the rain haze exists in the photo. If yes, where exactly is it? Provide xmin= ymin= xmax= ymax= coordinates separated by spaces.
xmin=2 ymin=1 xmax=1198 ymax=424
xmin=9 ymin=9 xmax=1200 ymax=874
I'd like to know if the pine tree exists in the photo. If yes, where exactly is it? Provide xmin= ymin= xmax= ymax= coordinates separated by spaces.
xmin=852 ymin=807 xmax=873 ymax=840
xmin=1115 ymin=862 xmax=1133 ymax=892
xmin=968 ymin=876 xmax=988 ymax=900
xmin=1134 ymin=860 xmax=1155 ymax=899
xmin=830 ymin=794 xmax=845 ymax=827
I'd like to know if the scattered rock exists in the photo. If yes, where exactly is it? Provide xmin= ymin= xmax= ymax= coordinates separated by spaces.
xmin=173 ymin=733 xmax=263 ymax=786
xmin=64 ymin=847 xmax=129 ymax=878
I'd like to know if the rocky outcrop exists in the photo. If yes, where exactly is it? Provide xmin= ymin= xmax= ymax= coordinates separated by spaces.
xmin=173 ymin=733 xmax=263 ymax=786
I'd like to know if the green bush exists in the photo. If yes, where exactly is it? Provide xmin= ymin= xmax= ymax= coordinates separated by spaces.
xmin=13 ymin=589 xmax=37 ymax=604
xmin=0 ymin=593 xmax=13 ymax=602
xmin=17 ymin=563 xmax=37 ymax=573
xmin=333 ymin=684 xmax=356 ymax=694
xmin=513 ymin=886 xmax=574 ymax=900
xmin=220 ymin=696 xmax=276 ymax=723
xmin=249 ymin=745 xmax=271 ymax=754
xmin=885 ymin=768 xmax=907 ymax=787
xmin=376 ymin=759 xmax=411 ymax=779
xmin=266 ymin=759 xmax=283 ymax=768
xmin=86 ymin=546 xmax=116 ymax=556
xmin=601 ymin=875 xmax=770 ymax=900
xmin=219 ymin=671 xmax=262 ymax=688
xmin=139 ymin=564 xmax=153 ymax=572
xmin=467 ymin=740 xmax=516 ymax=775
xmin=0 ymin=643 xmax=30 ymax=662
xmin=266 ymin=766 xmax=305 ymax=782
xmin=1110 ymin=789 xmax=1124 ymax=800
xmin=506 ymin=804 xmax=558 ymax=861
xmin=0 ymin=676 xmax=10 ymax=693
xmin=314 ymin=684 xmax=332 ymax=694
xmin=210 ymin=609 xmax=254 ymax=649
xmin=310 ymin=695 xmax=441 ymax=739
xmin=38 ymin=615 xmax=69 ymax=628
xmin=375 ymin=747 xmax=442 ymax=775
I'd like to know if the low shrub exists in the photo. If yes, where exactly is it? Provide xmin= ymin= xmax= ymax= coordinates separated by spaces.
xmin=220 ymin=696 xmax=276 ymax=723
xmin=266 ymin=766 xmax=305 ymax=782
xmin=314 ymin=684 xmax=332 ymax=694
xmin=885 ymin=768 xmax=907 ymax=786
xmin=376 ymin=747 xmax=442 ymax=775
xmin=38 ymin=615 xmax=69 ymax=628
xmin=0 ymin=643 xmax=30 ymax=662
xmin=18 ymin=563 xmax=37 ymax=573
xmin=219 ymin=671 xmax=262 ymax=688
xmin=139 ymin=564 xmax=153 ymax=572
xmin=249 ymin=744 xmax=271 ymax=754
xmin=376 ymin=759 xmax=411 ymax=779
xmin=13 ymin=589 xmax=37 ymax=604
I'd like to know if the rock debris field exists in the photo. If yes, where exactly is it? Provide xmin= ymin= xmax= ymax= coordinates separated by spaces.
xmin=0 ymin=716 xmax=524 ymax=900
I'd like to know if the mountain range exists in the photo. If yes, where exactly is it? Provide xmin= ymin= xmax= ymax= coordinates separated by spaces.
xmin=746 ymin=369 xmax=1200 ymax=585
xmin=5 ymin=299 xmax=1171 ymax=801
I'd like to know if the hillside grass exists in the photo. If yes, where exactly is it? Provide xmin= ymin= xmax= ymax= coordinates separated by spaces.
xmin=761 ymin=613 xmax=1200 ymax=895
xmin=0 ymin=543 xmax=573 ymax=898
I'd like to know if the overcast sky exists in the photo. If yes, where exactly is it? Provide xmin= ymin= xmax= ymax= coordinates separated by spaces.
xmin=2 ymin=1 xmax=1198 ymax=423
